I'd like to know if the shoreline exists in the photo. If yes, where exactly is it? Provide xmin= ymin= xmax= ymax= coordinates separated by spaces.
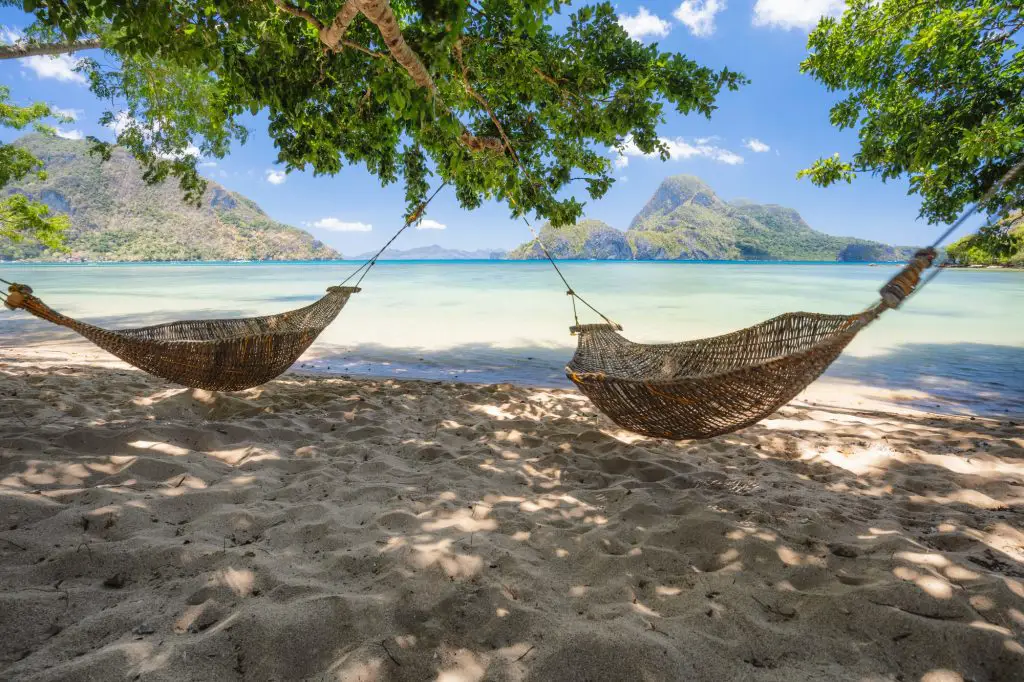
xmin=5 ymin=258 xmax=1024 ymax=273
xmin=1 ymin=349 xmax=1022 ymax=680
xmin=5 ymin=338 xmax=1021 ymax=420
xmin=3 ymin=258 xmax=933 ymax=266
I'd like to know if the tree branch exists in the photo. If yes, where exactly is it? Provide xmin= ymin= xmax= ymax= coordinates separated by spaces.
xmin=272 ymin=0 xmax=324 ymax=31
xmin=273 ymin=0 xmax=503 ymax=154
xmin=272 ymin=0 xmax=387 ymax=58
xmin=321 ymin=0 xmax=362 ymax=50
xmin=357 ymin=0 xmax=435 ymax=94
xmin=340 ymin=39 xmax=388 ymax=59
xmin=454 ymin=41 xmax=514 ymax=156
xmin=0 ymin=38 xmax=101 ymax=61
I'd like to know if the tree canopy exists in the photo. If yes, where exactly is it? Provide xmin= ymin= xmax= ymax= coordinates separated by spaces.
xmin=0 ymin=86 xmax=69 ymax=249
xmin=799 ymin=0 xmax=1023 ymax=225
xmin=3 ymin=0 xmax=743 ymax=232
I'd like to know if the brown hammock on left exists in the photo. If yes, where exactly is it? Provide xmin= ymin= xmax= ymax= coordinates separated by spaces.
xmin=3 ymin=282 xmax=359 ymax=391
xmin=1 ymin=185 xmax=445 ymax=392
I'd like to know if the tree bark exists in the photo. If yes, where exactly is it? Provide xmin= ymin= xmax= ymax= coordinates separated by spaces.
xmin=356 ymin=0 xmax=435 ymax=94
xmin=272 ymin=0 xmax=503 ymax=154
xmin=0 ymin=38 xmax=101 ymax=61
xmin=321 ymin=0 xmax=361 ymax=50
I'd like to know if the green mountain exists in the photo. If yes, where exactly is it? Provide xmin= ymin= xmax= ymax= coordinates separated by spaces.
xmin=1 ymin=135 xmax=340 ymax=262
xmin=508 ymin=175 xmax=916 ymax=262
xmin=354 ymin=245 xmax=507 ymax=260
xmin=506 ymin=219 xmax=631 ymax=260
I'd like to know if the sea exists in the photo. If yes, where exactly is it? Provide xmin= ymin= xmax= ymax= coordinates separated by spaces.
xmin=2 ymin=260 xmax=1022 ymax=417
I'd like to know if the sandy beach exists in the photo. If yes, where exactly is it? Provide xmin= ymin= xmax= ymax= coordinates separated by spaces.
xmin=1 ymin=346 xmax=1022 ymax=681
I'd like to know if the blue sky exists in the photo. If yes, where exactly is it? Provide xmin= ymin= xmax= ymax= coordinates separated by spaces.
xmin=0 ymin=1 xmax=970 ymax=255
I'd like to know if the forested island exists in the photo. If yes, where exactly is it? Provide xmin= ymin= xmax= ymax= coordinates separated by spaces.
xmin=0 ymin=135 xmax=339 ymax=262
xmin=508 ymin=176 xmax=915 ymax=261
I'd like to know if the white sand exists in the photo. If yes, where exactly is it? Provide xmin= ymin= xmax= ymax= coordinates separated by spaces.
xmin=1 ymin=351 xmax=1022 ymax=681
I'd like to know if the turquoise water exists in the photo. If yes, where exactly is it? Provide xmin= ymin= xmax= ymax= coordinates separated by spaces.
xmin=2 ymin=261 xmax=1022 ymax=415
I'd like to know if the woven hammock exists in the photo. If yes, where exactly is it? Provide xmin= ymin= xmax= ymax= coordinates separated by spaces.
xmin=3 ymin=283 xmax=359 ymax=391
xmin=566 ymin=310 xmax=875 ymax=440
xmin=559 ymin=248 xmax=938 ymax=440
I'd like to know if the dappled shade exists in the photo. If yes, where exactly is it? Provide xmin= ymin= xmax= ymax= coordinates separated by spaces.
xmin=0 ymin=364 xmax=1020 ymax=680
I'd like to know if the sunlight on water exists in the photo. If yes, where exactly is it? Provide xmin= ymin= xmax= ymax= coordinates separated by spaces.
xmin=3 ymin=261 xmax=1022 ymax=414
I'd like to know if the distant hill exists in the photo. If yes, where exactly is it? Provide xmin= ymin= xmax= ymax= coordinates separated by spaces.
xmin=1 ymin=135 xmax=340 ymax=262
xmin=509 ymin=175 xmax=916 ymax=262
xmin=354 ymin=245 xmax=506 ymax=260
xmin=506 ymin=220 xmax=631 ymax=259
xmin=945 ymin=212 xmax=1024 ymax=267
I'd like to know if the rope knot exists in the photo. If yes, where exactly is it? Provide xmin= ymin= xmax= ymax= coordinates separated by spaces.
xmin=4 ymin=283 xmax=32 ymax=311
xmin=880 ymin=247 xmax=937 ymax=309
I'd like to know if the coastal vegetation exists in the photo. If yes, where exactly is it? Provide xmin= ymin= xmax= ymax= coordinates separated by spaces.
xmin=2 ymin=0 xmax=1018 ymax=260
xmin=0 ymin=87 xmax=68 ymax=249
xmin=0 ymin=136 xmax=338 ymax=262
xmin=945 ymin=214 xmax=1024 ymax=267
xmin=508 ymin=176 xmax=915 ymax=261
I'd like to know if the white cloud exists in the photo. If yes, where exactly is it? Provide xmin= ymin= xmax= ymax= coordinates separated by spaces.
xmin=50 ymin=106 xmax=82 ymax=121
xmin=265 ymin=169 xmax=287 ymax=185
xmin=619 ymin=135 xmax=744 ymax=166
xmin=108 ymin=112 xmax=200 ymax=159
xmin=416 ymin=218 xmax=446 ymax=230
xmin=109 ymin=111 xmax=133 ymax=136
xmin=614 ymin=154 xmax=630 ymax=169
xmin=199 ymin=160 xmax=218 ymax=168
xmin=165 ymin=144 xmax=200 ymax=160
xmin=23 ymin=54 xmax=87 ymax=84
xmin=618 ymin=7 xmax=671 ymax=41
xmin=54 ymin=128 xmax=83 ymax=140
xmin=745 ymin=138 xmax=771 ymax=153
xmin=311 ymin=218 xmax=372 ymax=232
xmin=752 ymin=0 xmax=846 ymax=31
xmin=674 ymin=0 xmax=726 ymax=37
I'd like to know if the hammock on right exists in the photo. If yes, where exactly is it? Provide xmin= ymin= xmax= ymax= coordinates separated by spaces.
xmin=566 ymin=310 xmax=873 ymax=440
xmin=563 ymin=249 xmax=935 ymax=440
xmin=531 ymin=164 xmax=1019 ymax=440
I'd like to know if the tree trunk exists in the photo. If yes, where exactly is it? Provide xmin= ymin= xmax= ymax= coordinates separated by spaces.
xmin=356 ymin=0 xmax=436 ymax=94
xmin=0 ymin=39 xmax=101 ymax=61
xmin=321 ymin=0 xmax=361 ymax=50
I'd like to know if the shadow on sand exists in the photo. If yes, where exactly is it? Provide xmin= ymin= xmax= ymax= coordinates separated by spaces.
xmin=0 ymin=363 xmax=1021 ymax=680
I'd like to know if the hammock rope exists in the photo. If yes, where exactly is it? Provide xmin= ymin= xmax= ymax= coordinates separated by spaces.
xmin=342 ymin=182 xmax=449 ymax=288
xmin=521 ymin=217 xmax=620 ymax=331
xmin=3 ymin=182 xmax=448 ymax=391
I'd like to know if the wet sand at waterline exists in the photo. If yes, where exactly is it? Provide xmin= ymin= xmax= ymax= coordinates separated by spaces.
xmin=1 ymin=348 xmax=1022 ymax=681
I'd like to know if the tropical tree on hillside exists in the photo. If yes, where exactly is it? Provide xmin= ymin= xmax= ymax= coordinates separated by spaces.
xmin=799 ymin=0 xmax=1023 ymax=226
xmin=0 ymin=0 xmax=743 ymax=249
xmin=0 ymin=86 xmax=69 ymax=248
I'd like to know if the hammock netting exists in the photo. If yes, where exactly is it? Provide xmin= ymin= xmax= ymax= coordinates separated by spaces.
xmin=566 ymin=310 xmax=875 ymax=440
xmin=4 ymin=284 xmax=359 ymax=391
